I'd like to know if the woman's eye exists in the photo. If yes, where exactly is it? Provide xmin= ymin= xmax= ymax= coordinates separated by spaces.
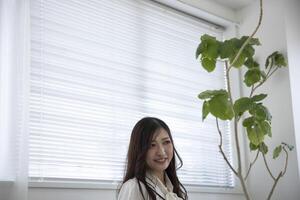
xmin=151 ymin=143 xmax=156 ymax=147
xmin=163 ymin=140 xmax=171 ymax=145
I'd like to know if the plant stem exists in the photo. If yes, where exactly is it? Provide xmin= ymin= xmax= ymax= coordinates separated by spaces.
xmin=216 ymin=118 xmax=238 ymax=175
xmin=262 ymin=153 xmax=276 ymax=180
xmin=244 ymin=150 xmax=260 ymax=180
xmin=266 ymin=147 xmax=289 ymax=199
xmin=267 ymin=172 xmax=282 ymax=200
xmin=225 ymin=61 xmax=251 ymax=200
xmin=227 ymin=0 xmax=263 ymax=72
xmin=282 ymin=147 xmax=289 ymax=175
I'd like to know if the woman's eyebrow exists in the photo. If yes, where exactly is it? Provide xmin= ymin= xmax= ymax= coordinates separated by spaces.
xmin=151 ymin=137 xmax=170 ymax=142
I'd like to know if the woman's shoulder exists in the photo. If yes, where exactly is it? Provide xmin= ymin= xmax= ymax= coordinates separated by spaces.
xmin=118 ymin=178 xmax=147 ymax=200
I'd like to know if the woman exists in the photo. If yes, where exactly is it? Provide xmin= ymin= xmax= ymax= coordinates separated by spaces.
xmin=118 ymin=117 xmax=188 ymax=200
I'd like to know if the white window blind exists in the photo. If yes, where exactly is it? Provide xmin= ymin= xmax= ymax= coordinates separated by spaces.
xmin=29 ymin=0 xmax=234 ymax=187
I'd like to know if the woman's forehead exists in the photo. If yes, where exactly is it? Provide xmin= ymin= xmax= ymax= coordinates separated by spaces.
xmin=152 ymin=128 xmax=169 ymax=141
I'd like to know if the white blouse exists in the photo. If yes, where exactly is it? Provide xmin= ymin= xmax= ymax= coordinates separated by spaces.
xmin=118 ymin=172 xmax=183 ymax=200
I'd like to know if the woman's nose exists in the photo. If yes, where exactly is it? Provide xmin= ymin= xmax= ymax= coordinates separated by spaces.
xmin=157 ymin=144 xmax=166 ymax=156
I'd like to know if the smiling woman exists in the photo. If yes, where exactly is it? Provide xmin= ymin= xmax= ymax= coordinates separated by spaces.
xmin=118 ymin=117 xmax=188 ymax=200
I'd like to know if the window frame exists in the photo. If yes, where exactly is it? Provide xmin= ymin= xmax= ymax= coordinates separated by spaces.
xmin=27 ymin=0 xmax=246 ymax=194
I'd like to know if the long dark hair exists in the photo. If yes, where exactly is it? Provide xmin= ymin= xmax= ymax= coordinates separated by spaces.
xmin=119 ymin=117 xmax=188 ymax=200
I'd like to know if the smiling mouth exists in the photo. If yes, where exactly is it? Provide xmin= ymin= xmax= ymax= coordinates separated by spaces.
xmin=155 ymin=158 xmax=167 ymax=163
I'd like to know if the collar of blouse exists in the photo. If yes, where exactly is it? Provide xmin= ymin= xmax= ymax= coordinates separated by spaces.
xmin=145 ymin=171 xmax=183 ymax=200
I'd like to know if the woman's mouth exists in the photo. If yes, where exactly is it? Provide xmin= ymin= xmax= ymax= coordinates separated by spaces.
xmin=154 ymin=158 xmax=167 ymax=163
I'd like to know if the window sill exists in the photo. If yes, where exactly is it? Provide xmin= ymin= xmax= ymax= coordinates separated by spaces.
xmin=29 ymin=179 xmax=242 ymax=194
xmin=0 ymin=180 xmax=14 ymax=186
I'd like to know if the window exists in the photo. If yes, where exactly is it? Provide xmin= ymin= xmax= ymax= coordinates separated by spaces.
xmin=29 ymin=0 xmax=234 ymax=188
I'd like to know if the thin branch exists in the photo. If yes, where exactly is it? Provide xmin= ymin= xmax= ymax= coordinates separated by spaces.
xmin=262 ymin=153 xmax=276 ymax=180
xmin=282 ymin=147 xmax=289 ymax=176
xmin=216 ymin=118 xmax=238 ymax=175
xmin=216 ymin=118 xmax=223 ymax=147
xmin=266 ymin=147 xmax=289 ymax=200
xmin=244 ymin=150 xmax=260 ymax=180
xmin=267 ymin=172 xmax=283 ymax=200
xmin=225 ymin=61 xmax=233 ymax=105
xmin=249 ymin=67 xmax=279 ymax=97
xmin=227 ymin=0 xmax=263 ymax=72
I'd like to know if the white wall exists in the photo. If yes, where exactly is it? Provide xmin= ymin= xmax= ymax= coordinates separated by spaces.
xmin=285 ymin=0 xmax=300 ymax=178
xmin=6 ymin=0 xmax=299 ymax=200
xmin=237 ymin=0 xmax=300 ymax=199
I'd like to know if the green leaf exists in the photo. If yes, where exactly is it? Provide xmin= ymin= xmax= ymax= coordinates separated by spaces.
xmin=265 ymin=51 xmax=277 ymax=69
xmin=244 ymin=58 xmax=259 ymax=69
xmin=265 ymin=51 xmax=287 ymax=69
xmin=251 ymin=94 xmax=267 ymax=102
xmin=233 ymin=97 xmax=253 ymax=116
xmin=244 ymin=68 xmax=261 ymax=87
xmin=240 ymin=36 xmax=261 ymax=46
xmin=273 ymin=145 xmax=282 ymax=159
xmin=243 ymin=117 xmax=255 ymax=127
xmin=243 ymin=45 xmax=255 ymax=58
xmin=195 ymin=43 xmax=205 ymax=59
xmin=201 ymin=57 xmax=216 ymax=72
xmin=230 ymin=53 xmax=247 ymax=68
xmin=274 ymin=53 xmax=287 ymax=67
xmin=256 ymin=105 xmax=272 ymax=121
xmin=259 ymin=142 xmax=268 ymax=154
xmin=260 ymin=120 xmax=271 ymax=137
xmin=208 ymin=94 xmax=234 ymax=120
xmin=198 ymin=89 xmax=227 ymax=100
xmin=249 ymin=142 xmax=259 ymax=151
xmin=281 ymin=142 xmax=294 ymax=151
xmin=247 ymin=124 xmax=264 ymax=146
xmin=200 ymin=34 xmax=219 ymax=59
xmin=202 ymin=101 xmax=210 ymax=121
xmin=219 ymin=40 xmax=235 ymax=59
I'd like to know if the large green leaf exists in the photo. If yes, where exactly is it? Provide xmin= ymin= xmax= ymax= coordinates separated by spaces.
xmin=230 ymin=53 xmax=247 ymax=68
xmin=244 ymin=68 xmax=261 ymax=87
xmin=208 ymin=94 xmax=234 ymax=120
xmin=198 ymin=89 xmax=228 ymax=100
xmin=233 ymin=97 xmax=253 ymax=116
xmin=273 ymin=145 xmax=282 ymax=159
xmin=219 ymin=40 xmax=235 ymax=59
xmin=247 ymin=124 xmax=264 ymax=146
xmin=255 ymin=104 xmax=272 ymax=121
xmin=202 ymin=101 xmax=210 ymax=121
xmin=200 ymin=34 xmax=219 ymax=59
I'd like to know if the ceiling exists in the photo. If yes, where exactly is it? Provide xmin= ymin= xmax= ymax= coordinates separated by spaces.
xmin=211 ymin=0 xmax=255 ymax=10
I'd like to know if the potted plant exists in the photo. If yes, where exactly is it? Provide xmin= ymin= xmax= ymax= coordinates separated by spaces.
xmin=195 ymin=0 xmax=294 ymax=199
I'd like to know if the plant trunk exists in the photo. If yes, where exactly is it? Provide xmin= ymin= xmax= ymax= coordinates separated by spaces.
xmin=238 ymin=174 xmax=251 ymax=200
xmin=233 ymin=117 xmax=251 ymax=200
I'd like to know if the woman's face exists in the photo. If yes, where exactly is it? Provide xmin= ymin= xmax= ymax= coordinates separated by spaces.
xmin=146 ymin=128 xmax=174 ymax=175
